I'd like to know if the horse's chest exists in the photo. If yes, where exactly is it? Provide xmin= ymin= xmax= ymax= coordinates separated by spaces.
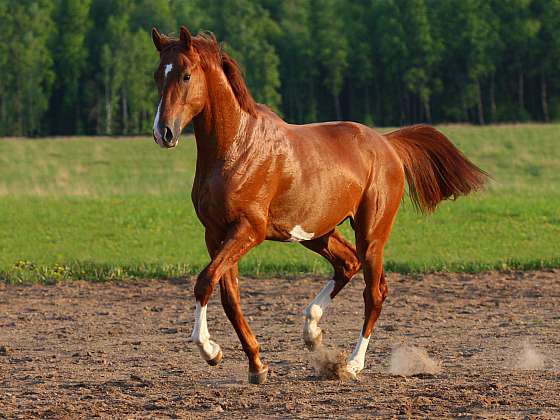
xmin=193 ymin=185 xmax=223 ymax=227
xmin=192 ymin=174 xmax=239 ymax=227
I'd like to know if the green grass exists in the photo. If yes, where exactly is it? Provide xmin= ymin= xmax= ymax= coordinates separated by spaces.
xmin=1 ymin=125 xmax=559 ymax=283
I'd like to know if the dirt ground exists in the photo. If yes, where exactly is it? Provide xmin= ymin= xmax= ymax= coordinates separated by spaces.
xmin=1 ymin=270 xmax=559 ymax=419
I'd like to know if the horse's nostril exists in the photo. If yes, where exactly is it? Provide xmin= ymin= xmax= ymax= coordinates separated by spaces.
xmin=163 ymin=126 xmax=174 ymax=143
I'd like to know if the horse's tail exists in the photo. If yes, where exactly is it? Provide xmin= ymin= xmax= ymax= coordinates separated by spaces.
xmin=386 ymin=124 xmax=488 ymax=213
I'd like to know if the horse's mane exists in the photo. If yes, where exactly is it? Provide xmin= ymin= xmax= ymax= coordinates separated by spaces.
xmin=162 ymin=32 xmax=257 ymax=117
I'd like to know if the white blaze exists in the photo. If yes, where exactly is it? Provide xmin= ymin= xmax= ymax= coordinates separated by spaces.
xmin=153 ymin=99 xmax=163 ymax=143
xmin=152 ymin=64 xmax=173 ymax=144
xmin=191 ymin=302 xmax=221 ymax=361
xmin=289 ymin=225 xmax=314 ymax=242
xmin=346 ymin=333 xmax=371 ymax=377
xmin=303 ymin=280 xmax=335 ymax=342
xmin=164 ymin=63 xmax=173 ymax=78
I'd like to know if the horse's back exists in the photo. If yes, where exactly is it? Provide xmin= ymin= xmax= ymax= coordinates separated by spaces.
xmin=286 ymin=120 xmax=403 ymax=179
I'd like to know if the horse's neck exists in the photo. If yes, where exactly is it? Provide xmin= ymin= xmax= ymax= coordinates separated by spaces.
xmin=192 ymin=69 xmax=251 ymax=166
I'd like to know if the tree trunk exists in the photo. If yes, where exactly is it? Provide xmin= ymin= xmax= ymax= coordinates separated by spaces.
xmin=411 ymin=93 xmax=416 ymax=123
xmin=397 ymin=82 xmax=404 ymax=125
xmin=409 ymin=92 xmax=414 ymax=123
xmin=423 ymin=96 xmax=432 ymax=124
xmin=518 ymin=70 xmax=524 ymax=119
xmin=364 ymin=84 xmax=371 ymax=124
xmin=122 ymin=91 xmax=128 ymax=134
xmin=16 ymin=72 xmax=22 ymax=135
xmin=406 ymin=91 xmax=412 ymax=124
xmin=374 ymin=77 xmax=381 ymax=125
xmin=477 ymin=79 xmax=485 ymax=125
xmin=28 ymin=81 xmax=34 ymax=135
xmin=0 ymin=95 xmax=3 ymax=133
xmin=308 ymin=76 xmax=316 ymax=122
xmin=490 ymin=74 xmax=496 ymax=122
xmin=333 ymin=79 xmax=341 ymax=120
xmin=346 ymin=78 xmax=353 ymax=120
xmin=74 ymin=94 xmax=81 ymax=134
xmin=105 ymin=84 xmax=112 ymax=135
xmin=541 ymin=72 xmax=549 ymax=122
xmin=461 ymin=93 xmax=468 ymax=123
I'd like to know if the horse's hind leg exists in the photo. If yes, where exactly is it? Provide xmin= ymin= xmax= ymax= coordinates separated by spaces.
xmin=346 ymin=186 xmax=401 ymax=377
xmin=301 ymin=229 xmax=361 ymax=349
xmin=219 ymin=265 xmax=268 ymax=384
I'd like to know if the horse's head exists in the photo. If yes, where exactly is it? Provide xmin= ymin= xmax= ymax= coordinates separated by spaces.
xmin=151 ymin=26 xmax=207 ymax=148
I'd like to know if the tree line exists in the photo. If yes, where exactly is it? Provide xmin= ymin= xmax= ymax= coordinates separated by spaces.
xmin=1 ymin=0 xmax=559 ymax=136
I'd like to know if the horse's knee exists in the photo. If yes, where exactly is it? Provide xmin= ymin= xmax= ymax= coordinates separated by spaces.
xmin=363 ymin=285 xmax=384 ymax=312
xmin=332 ymin=256 xmax=360 ymax=293
xmin=381 ymin=285 xmax=388 ymax=302
xmin=380 ymin=275 xmax=389 ymax=301
xmin=343 ymin=254 xmax=361 ymax=278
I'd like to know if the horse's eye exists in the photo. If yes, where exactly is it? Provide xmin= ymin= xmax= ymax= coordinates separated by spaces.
xmin=183 ymin=74 xmax=191 ymax=81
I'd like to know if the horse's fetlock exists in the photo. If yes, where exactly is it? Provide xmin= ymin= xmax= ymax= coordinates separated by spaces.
xmin=194 ymin=279 xmax=212 ymax=301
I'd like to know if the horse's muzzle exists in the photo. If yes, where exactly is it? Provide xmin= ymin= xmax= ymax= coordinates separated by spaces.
xmin=156 ymin=120 xmax=181 ymax=148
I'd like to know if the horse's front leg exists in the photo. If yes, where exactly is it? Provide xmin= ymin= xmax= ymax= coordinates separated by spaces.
xmin=219 ymin=265 xmax=268 ymax=384
xmin=190 ymin=219 xmax=265 ymax=381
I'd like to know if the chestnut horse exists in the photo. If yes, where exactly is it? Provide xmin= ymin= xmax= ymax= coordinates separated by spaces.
xmin=151 ymin=26 xmax=487 ymax=384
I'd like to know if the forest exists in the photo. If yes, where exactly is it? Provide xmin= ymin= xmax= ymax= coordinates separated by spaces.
xmin=0 ymin=0 xmax=559 ymax=136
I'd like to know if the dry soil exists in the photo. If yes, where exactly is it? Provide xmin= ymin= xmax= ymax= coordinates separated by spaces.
xmin=1 ymin=270 xmax=559 ymax=418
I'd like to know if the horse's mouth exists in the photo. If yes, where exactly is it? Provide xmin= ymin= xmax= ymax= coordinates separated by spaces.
xmin=162 ymin=139 xmax=179 ymax=148
xmin=153 ymin=131 xmax=179 ymax=148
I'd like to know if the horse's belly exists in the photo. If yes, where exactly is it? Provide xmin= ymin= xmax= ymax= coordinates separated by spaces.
xmin=266 ymin=184 xmax=360 ymax=242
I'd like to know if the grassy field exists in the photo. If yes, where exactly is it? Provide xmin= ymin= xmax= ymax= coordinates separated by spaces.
xmin=1 ymin=124 xmax=559 ymax=282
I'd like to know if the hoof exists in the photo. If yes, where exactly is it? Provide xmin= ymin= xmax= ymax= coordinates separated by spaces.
xmin=206 ymin=349 xmax=223 ymax=366
xmin=344 ymin=367 xmax=359 ymax=381
xmin=304 ymin=330 xmax=324 ymax=351
xmin=345 ymin=363 xmax=363 ymax=380
xmin=248 ymin=365 xmax=269 ymax=384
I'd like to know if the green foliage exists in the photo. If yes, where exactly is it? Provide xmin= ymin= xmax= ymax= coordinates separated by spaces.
xmin=540 ymin=0 xmax=560 ymax=74
xmin=49 ymin=0 xmax=91 ymax=134
xmin=312 ymin=0 xmax=348 ymax=118
xmin=1 ymin=0 xmax=56 ymax=135
xmin=399 ymin=0 xmax=441 ymax=121
xmin=204 ymin=0 xmax=282 ymax=109
xmin=0 ymin=125 xmax=559 ymax=283
xmin=431 ymin=0 xmax=501 ymax=123
xmin=277 ymin=0 xmax=317 ymax=122
xmin=0 ymin=0 xmax=559 ymax=134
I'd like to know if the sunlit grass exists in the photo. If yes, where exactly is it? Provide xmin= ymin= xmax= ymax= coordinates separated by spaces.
xmin=0 ymin=124 xmax=558 ymax=283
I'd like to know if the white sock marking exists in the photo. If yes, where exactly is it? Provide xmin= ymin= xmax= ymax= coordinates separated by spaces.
xmin=191 ymin=302 xmax=221 ymax=361
xmin=346 ymin=333 xmax=371 ymax=377
xmin=289 ymin=225 xmax=314 ymax=242
xmin=304 ymin=280 xmax=335 ymax=342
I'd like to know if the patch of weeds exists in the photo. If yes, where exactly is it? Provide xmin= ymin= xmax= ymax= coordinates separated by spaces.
xmin=525 ymin=163 xmax=542 ymax=178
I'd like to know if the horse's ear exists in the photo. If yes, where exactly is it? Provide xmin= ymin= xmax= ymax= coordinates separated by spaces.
xmin=152 ymin=27 xmax=165 ymax=52
xmin=179 ymin=26 xmax=192 ymax=51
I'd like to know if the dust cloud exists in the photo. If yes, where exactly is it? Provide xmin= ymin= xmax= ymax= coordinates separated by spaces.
xmin=309 ymin=346 xmax=353 ymax=380
xmin=514 ymin=341 xmax=545 ymax=370
xmin=388 ymin=344 xmax=441 ymax=376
